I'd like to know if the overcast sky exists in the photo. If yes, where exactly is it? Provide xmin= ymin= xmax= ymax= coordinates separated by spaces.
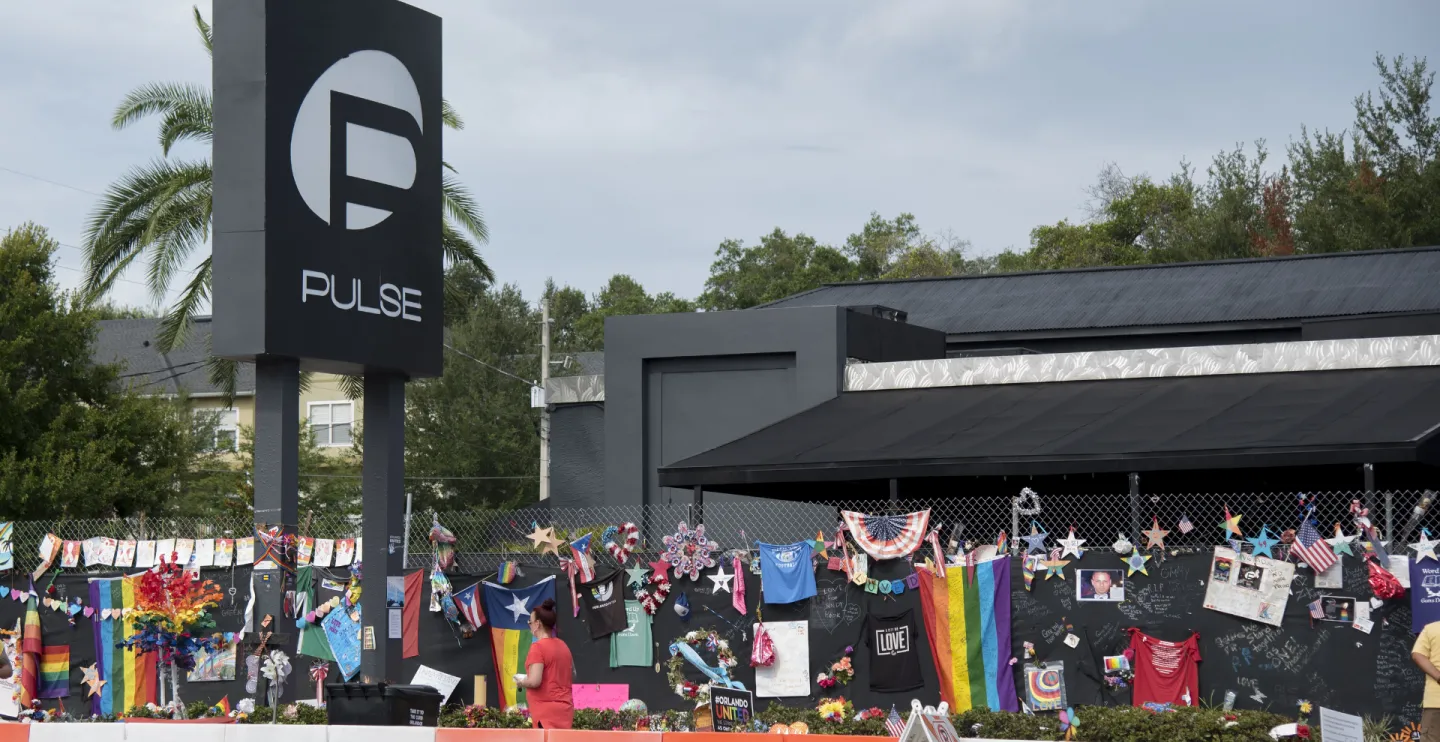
xmin=1 ymin=1 xmax=1436 ymax=313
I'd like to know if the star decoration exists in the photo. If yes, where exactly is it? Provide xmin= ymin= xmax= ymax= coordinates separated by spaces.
xmin=1410 ymin=529 xmax=1440 ymax=563
xmin=1326 ymin=524 xmax=1357 ymax=557
xmin=649 ymin=558 xmax=672 ymax=579
xmin=1142 ymin=517 xmax=1170 ymax=550
xmin=1219 ymin=506 xmax=1243 ymax=537
xmin=709 ymin=566 xmax=734 ymax=593
xmin=1058 ymin=528 xmax=1086 ymax=560
xmin=626 ymin=565 xmax=650 ymax=589
xmin=1043 ymin=559 xmax=1070 ymax=580
xmin=82 ymin=663 xmax=106 ymax=697
xmin=505 ymin=594 xmax=532 ymax=622
xmin=813 ymin=531 xmax=828 ymax=558
xmin=1247 ymin=525 xmax=1279 ymax=559
xmin=526 ymin=525 xmax=563 ymax=557
xmin=1021 ymin=523 xmax=1049 ymax=554
xmin=1125 ymin=552 xmax=1151 ymax=576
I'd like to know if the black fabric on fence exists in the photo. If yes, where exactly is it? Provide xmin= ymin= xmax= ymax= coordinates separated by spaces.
xmin=5 ymin=552 xmax=1423 ymax=726
xmin=1009 ymin=552 xmax=1423 ymax=724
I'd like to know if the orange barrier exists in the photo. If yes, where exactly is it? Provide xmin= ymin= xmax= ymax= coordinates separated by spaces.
xmin=436 ymin=728 xmax=546 ymax=742
xmin=546 ymin=731 xmax=660 ymax=742
xmin=0 ymin=724 xmax=27 ymax=742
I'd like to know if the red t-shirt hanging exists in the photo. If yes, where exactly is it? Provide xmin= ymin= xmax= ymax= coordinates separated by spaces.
xmin=1127 ymin=628 xmax=1200 ymax=708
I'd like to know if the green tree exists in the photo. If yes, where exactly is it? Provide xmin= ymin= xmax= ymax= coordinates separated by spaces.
xmin=1290 ymin=54 xmax=1440 ymax=253
xmin=0 ymin=223 xmax=211 ymax=518
xmin=406 ymin=283 xmax=540 ymax=510
xmin=698 ymin=214 xmax=989 ymax=311
xmin=81 ymin=7 xmax=492 ymax=392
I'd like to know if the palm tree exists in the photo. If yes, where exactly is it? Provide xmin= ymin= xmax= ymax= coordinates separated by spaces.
xmin=83 ymin=7 xmax=491 ymax=396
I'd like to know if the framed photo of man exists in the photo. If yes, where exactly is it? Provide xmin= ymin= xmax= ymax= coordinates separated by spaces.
xmin=1077 ymin=569 xmax=1125 ymax=602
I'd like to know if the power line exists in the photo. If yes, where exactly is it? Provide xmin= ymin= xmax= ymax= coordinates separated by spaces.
xmin=0 ymin=164 xmax=106 ymax=197
xmin=443 ymin=343 xmax=535 ymax=387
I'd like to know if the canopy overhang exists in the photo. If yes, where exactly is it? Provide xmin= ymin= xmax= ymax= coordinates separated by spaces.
xmin=657 ymin=367 xmax=1440 ymax=488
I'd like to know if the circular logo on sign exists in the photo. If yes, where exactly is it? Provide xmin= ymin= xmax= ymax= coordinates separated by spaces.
xmin=290 ymin=50 xmax=423 ymax=230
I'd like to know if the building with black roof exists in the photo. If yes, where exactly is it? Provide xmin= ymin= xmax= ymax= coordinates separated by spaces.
xmin=543 ymin=247 xmax=1440 ymax=507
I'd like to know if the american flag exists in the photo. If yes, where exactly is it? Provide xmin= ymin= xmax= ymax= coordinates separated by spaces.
xmin=885 ymin=706 xmax=905 ymax=737
xmin=452 ymin=582 xmax=486 ymax=629
xmin=1291 ymin=516 xmax=1338 ymax=573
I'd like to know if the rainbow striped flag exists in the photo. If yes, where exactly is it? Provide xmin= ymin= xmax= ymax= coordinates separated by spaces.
xmin=482 ymin=576 xmax=555 ymax=709
xmin=916 ymin=559 xmax=1019 ymax=713
xmin=19 ymin=596 xmax=41 ymax=707
xmin=215 ymin=695 xmax=232 ymax=715
xmin=38 ymin=645 xmax=68 ymax=698
xmin=89 ymin=576 xmax=156 ymax=716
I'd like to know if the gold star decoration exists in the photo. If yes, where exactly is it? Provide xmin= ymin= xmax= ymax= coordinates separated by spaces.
xmin=1043 ymin=559 xmax=1070 ymax=580
xmin=1142 ymin=517 xmax=1170 ymax=550
xmin=526 ymin=525 xmax=563 ymax=557
xmin=81 ymin=663 xmax=106 ymax=698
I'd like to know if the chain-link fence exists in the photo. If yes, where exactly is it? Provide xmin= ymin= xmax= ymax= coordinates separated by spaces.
xmin=9 ymin=489 xmax=1430 ymax=574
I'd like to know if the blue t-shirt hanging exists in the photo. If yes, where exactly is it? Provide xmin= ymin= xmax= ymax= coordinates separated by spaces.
xmin=758 ymin=541 xmax=816 ymax=604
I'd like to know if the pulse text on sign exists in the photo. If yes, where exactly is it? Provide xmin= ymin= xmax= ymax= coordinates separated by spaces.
xmin=302 ymin=269 xmax=422 ymax=321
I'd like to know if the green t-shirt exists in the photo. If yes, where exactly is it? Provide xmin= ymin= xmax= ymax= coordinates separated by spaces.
xmin=609 ymin=601 xmax=652 ymax=668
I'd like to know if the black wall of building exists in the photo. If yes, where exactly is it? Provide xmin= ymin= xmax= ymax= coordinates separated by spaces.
xmin=18 ymin=555 xmax=1421 ymax=725
xmin=550 ymin=402 xmax=606 ymax=509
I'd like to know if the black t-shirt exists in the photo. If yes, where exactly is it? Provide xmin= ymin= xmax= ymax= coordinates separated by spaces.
xmin=578 ymin=570 xmax=627 ymax=639
xmin=864 ymin=609 xmax=924 ymax=692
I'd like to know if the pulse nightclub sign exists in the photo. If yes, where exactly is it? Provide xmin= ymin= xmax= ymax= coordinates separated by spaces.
xmin=213 ymin=0 xmax=443 ymax=376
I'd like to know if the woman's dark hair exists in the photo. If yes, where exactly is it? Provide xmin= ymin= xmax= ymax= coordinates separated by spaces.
xmin=533 ymin=598 xmax=558 ymax=630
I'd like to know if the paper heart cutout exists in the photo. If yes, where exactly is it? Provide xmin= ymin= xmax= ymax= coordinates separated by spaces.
xmin=68 ymin=604 xmax=82 ymax=617
xmin=0 ymin=587 xmax=9 ymax=598
xmin=11 ymin=592 xmax=21 ymax=602
xmin=82 ymin=607 xmax=94 ymax=618
xmin=101 ymin=609 xmax=112 ymax=620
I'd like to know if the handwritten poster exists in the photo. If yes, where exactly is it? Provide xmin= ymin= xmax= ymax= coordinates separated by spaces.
xmin=411 ymin=665 xmax=463 ymax=704
xmin=573 ymin=683 xmax=629 ymax=710
xmin=114 ymin=540 xmax=136 ymax=568
xmin=214 ymin=539 xmax=234 ymax=568
xmin=135 ymin=540 xmax=157 ymax=569
xmin=322 ymin=603 xmax=362 ymax=680
xmin=1202 ymin=546 xmax=1294 ymax=627
xmin=194 ymin=539 xmax=215 ymax=567
xmin=313 ymin=539 xmax=334 ymax=568
xmin=235 ymin=537 xmax=255 ymax=566
xmin=754 ymin=620 xmax=809 ymax=697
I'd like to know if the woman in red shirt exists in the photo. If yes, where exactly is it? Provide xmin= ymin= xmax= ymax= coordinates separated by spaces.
xmin=513 ymin=598 xmax=574 ymax=729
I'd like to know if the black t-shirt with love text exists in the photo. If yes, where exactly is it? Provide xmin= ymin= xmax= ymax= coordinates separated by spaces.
xmin=864 ymin=609 xmax=924 ymax=692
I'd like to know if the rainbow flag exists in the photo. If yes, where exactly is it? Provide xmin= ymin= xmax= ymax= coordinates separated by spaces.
xmin=19 ymin=596 xmax=40 ymax=706
xmin=89 ymin=576 xmax=157 ymax=716
xmin=215 ymin=696 xmax=232 ymax=715
xmin=917 ymin=559 xmax=1018 ymax=713
xmin=38 ymin=645 xmax=68 ymax=698
xmin=482 ymin=576 xmax=555 ymax=710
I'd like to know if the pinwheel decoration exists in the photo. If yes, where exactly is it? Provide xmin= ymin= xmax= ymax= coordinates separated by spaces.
xmin=661 ymin=522 xmax=718 ymax=581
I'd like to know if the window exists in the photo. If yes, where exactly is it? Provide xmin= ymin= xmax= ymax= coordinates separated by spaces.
xmin=195 ymin=408 xmax=239 ymax=451
xmin=309 ymin=401 xmax=354 ymax=447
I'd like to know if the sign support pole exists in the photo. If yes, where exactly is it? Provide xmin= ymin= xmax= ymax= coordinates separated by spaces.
xmin=361 ymin=372 xmax=407 ymax=682
xmin=252 ymin=357 xmax=300 ymax=621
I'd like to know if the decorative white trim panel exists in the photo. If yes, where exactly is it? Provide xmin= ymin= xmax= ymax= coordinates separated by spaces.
xmin=547 ymin=374 xmax=605 ymax=403
xmin=844 ymin=334 xmax=1440 ymax=391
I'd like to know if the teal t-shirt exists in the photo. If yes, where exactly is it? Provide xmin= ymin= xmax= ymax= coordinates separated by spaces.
xmin=609 ymin=600 xmax=652 ymax=668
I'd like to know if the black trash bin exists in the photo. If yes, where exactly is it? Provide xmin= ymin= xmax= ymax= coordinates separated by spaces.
xmin=326 ymin=683 xmax=444 ymax=726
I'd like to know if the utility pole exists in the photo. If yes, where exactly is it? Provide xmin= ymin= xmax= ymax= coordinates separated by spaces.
xmin=539 ymin=297 xmax=551 ymax=501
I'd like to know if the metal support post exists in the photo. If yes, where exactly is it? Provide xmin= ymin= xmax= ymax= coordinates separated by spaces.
xmin=360 ymin=373 xmax=406 ymax=683
xmin=539 ymin=298 xmax=551 ymax=501
xmin=252 ymin=358 xmax=299 ymax=625
xmin=1128 ymin=473 xmax=1141 ymax=542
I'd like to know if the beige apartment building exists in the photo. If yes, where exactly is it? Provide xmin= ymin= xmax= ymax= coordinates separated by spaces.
xmin=93 ymin=316 xmax=359 ymax=457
